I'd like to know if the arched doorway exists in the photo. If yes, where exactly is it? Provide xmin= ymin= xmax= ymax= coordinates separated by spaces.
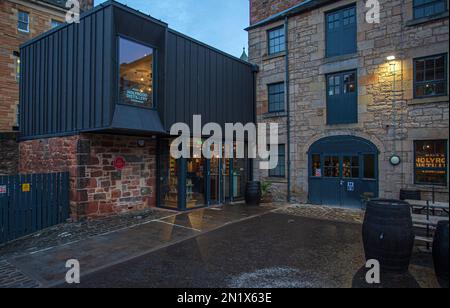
xmin=308 ymin=136 xmax=379 ymax=208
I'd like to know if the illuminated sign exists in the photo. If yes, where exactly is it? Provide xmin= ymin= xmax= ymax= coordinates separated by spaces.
xmin=415 ymin=154 xmax=446 ymax=168
xmin=126 ymin=88 xmax=149 ymax=104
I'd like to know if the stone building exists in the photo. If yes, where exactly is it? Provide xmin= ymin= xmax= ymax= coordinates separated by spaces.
xmin=248 ymin=0 xmax=449 ymax=205
xmin=0 ymin=0 xmax=93 ymax=175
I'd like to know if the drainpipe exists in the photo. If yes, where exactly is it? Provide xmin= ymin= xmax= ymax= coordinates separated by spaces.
xmin=284 ymin=16 xmax=291 ymax=203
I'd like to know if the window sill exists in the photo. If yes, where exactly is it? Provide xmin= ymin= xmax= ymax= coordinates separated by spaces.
xmin=409 ymin=96 xmax=449 ymax=105
xmin=266 ymin=177 xmax=287 ymax=183
xmin=323 ymin=53 xmax=358 ymax=64
xmin=263 ymin=52 xmax=286 ymax=62
xmin=406 ymin=11 xmax=449 ymax=27
xmin=262 ymin=111 xmax=287 ymax=119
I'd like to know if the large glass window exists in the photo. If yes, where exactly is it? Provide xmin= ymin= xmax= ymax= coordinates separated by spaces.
xmin=363 ymin=154 xmax=376 ymax=179
xmin=413 ymin=0 xmax=447 ymax=19
xmin=414 ymin=54 xmax=447 ymax=98
xmin=415 ymin=140 xmax=448 ymax=186
xmin=268 ymin=82 xmax=285 ymax=113
xmin=311 ymin=154 xmax=322 ymax=177
xmin=18 ymin=11 xmax=29 ymax=33
xmin=326 ymin=5 xmax=357 ymax=57
xmin=159 ymin=140 xmax=179 ymax=209
xmin=119 ymin=37 xmax=154 ymax=108
xmin=324 ymin=156 xmax=340 ymax=178
xmin=268 ymin=26 xmax=285 ymax=55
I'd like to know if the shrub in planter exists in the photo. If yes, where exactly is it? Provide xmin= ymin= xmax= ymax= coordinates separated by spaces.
xmin=261 ymin=181 xmax=273 ymax=204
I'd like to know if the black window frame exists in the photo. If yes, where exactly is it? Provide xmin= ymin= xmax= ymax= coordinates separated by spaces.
xmin=414 ymin=140 xmax=448 ymax=186
xmin=267 ymin=26 xmax=285 ymax=56
xmin=269 ymin=144 xmax=286 ymax=178
xmin=18 ymin=10 xmax=30 ymax=33
xmin=267 ymin=82 xmax=285 ymax=113
xmin=117 ymin=35 xmax=157 ymax=110
xmin=413 ymin=0 xmax=448 ymax=19
xmin=414 ymin=53 xmax=448 ymax=99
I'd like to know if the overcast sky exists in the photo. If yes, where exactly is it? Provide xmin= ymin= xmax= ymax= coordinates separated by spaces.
xmin=97 ymin=0 xmax=249 ymax=58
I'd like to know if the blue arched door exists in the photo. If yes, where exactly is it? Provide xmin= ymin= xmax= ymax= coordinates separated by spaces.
xmin=308 ymin=136 xmax=379 ymax=208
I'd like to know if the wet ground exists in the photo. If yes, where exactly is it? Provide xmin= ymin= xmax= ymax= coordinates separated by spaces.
xmin=65 ymin=212 xmax=438 ymax=288
xmin=1 ymin=203 xmax=441 ymax=288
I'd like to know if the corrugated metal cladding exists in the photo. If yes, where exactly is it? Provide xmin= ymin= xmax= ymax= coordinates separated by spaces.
xmin=20 ymin=5 xmax=115 ymax=138
xmin=165 ymin=31 xmax=255 ymax=129
xmin=19 ymin=1 xmax=255 ymax=140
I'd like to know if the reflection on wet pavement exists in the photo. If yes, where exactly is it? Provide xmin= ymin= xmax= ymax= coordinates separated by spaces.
xmin=8 ymin=204 xmax=277 ymax=287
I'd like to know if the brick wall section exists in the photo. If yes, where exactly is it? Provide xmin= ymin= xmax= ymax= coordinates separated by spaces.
xmin=0 ymin=133 xmax=19 ymax=175
xmin=19 ymin=134 xmax=157 ymax=220
xmin=250 ymin=0 xmax=304 ymax=25
xmin=249 ymin=0 xmax=449 ymax=202
xmin=0 ymin=1 xmax=66 ymax=132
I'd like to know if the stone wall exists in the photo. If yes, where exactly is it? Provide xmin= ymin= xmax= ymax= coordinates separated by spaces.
xmin=250 ymin=0 xmax=304 ymax=25
xmin=0 ymin=0 xmax=66 ymax=132
xmin=249 ymin=0 xmax=449 ymax=202
xmin=0 ymin=132 xmax=19 ymax=175
xmin=19 ymin=134 xmax=157 ymax=220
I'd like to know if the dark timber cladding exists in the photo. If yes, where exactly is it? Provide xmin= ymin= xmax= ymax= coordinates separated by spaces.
xmin=19 ymin=0 xmax=255 ymax=140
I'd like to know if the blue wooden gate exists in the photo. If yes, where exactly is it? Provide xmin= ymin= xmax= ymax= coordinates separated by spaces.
xmin=0 ymin=172 xmax=70 ymax=245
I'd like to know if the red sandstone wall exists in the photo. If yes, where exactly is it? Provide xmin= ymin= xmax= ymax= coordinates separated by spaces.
xmin=19 ymin=134 xmax=157 ymax=220
xmin=250 ymin=0 xmax=305 ymax=25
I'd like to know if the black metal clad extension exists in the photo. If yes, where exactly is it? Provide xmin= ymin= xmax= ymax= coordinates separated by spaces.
xmin=285 ymin=16 xmax=291 ymax=203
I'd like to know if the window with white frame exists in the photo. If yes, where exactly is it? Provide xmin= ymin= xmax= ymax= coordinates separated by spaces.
xmin=18 ymin=11 xmax=29 ymax=32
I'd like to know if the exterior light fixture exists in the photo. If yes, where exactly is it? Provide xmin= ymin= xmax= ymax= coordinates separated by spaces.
xmin=137 ymin=140 xmax=145 ymax=147
xmin=390 ymin=155 xmax=401 ymax=166
xmin=387 ymin=55 xmax=396 ymax=61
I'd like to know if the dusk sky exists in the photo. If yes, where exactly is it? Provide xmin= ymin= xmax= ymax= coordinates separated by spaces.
xmin=97 ymin=0 xmax=250 ymax=58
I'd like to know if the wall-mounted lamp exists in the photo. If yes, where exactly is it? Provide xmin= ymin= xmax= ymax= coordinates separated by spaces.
xmin=137 ymin=140 xmax=145 ymax=147
xmin=386 ymin=55 xmax=396 ymax=61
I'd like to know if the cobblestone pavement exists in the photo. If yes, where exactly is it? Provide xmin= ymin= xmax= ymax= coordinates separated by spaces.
xmin=0 ymin=260 xmax=40 ymax=288
xmin=276 ymin=204 xmax=365 ymax=224
xmin=0 ymin=208 xmax=175 ymax=260
xmin=0 ymin=208 xmax=175 ymax=288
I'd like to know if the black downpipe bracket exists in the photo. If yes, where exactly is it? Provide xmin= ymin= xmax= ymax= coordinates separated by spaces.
xmin=284 ymin=17 xmax=291 ymax=203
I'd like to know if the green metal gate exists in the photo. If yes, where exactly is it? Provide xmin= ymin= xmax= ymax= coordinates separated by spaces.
xmin=0 ymin=172 xmax=69 ymax=245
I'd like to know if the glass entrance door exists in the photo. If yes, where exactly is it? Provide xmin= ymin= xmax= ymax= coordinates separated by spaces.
xmin=209 ymin=157 xmax=221 ymax=204
xmin=223 ymin=159 xmax=231 ymax=203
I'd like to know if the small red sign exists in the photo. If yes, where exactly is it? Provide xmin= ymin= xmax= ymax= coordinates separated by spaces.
xmin=114 ymin=156 xmax=126 ymax=170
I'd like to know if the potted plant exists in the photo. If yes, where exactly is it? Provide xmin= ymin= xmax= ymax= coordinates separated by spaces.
xmin=261 ymin=181 xmax=273 ymax=204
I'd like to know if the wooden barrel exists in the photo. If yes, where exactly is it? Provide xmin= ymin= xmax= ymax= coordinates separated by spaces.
xmin=433 ymin=221 xmax=449 ymax=288
xmin=245 ymin=181 xmax=262 ymax=205
xmin=362 ymin=199 xmax=415 ymax=273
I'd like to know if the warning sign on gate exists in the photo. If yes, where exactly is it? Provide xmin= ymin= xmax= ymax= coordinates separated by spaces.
xmin=0 ymin=185 xmax=6 ymax=194
xmin=22 ymin=183 xmax=31 ymax=193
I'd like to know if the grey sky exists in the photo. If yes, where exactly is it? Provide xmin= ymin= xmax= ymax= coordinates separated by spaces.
xmin=97 ymin=0 xmax=249 ymax=58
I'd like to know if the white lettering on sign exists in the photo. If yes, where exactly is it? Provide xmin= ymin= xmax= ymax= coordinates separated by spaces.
xmin=126 ymin=88 xmax=149 ymax=104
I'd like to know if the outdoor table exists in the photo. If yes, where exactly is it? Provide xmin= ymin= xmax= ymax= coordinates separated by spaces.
xmin=406 ymin=200 xmax=449 ymax=249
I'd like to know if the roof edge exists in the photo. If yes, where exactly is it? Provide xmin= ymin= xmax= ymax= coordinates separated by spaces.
xmin=245 ymin=0 xmax=335 ymax=31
